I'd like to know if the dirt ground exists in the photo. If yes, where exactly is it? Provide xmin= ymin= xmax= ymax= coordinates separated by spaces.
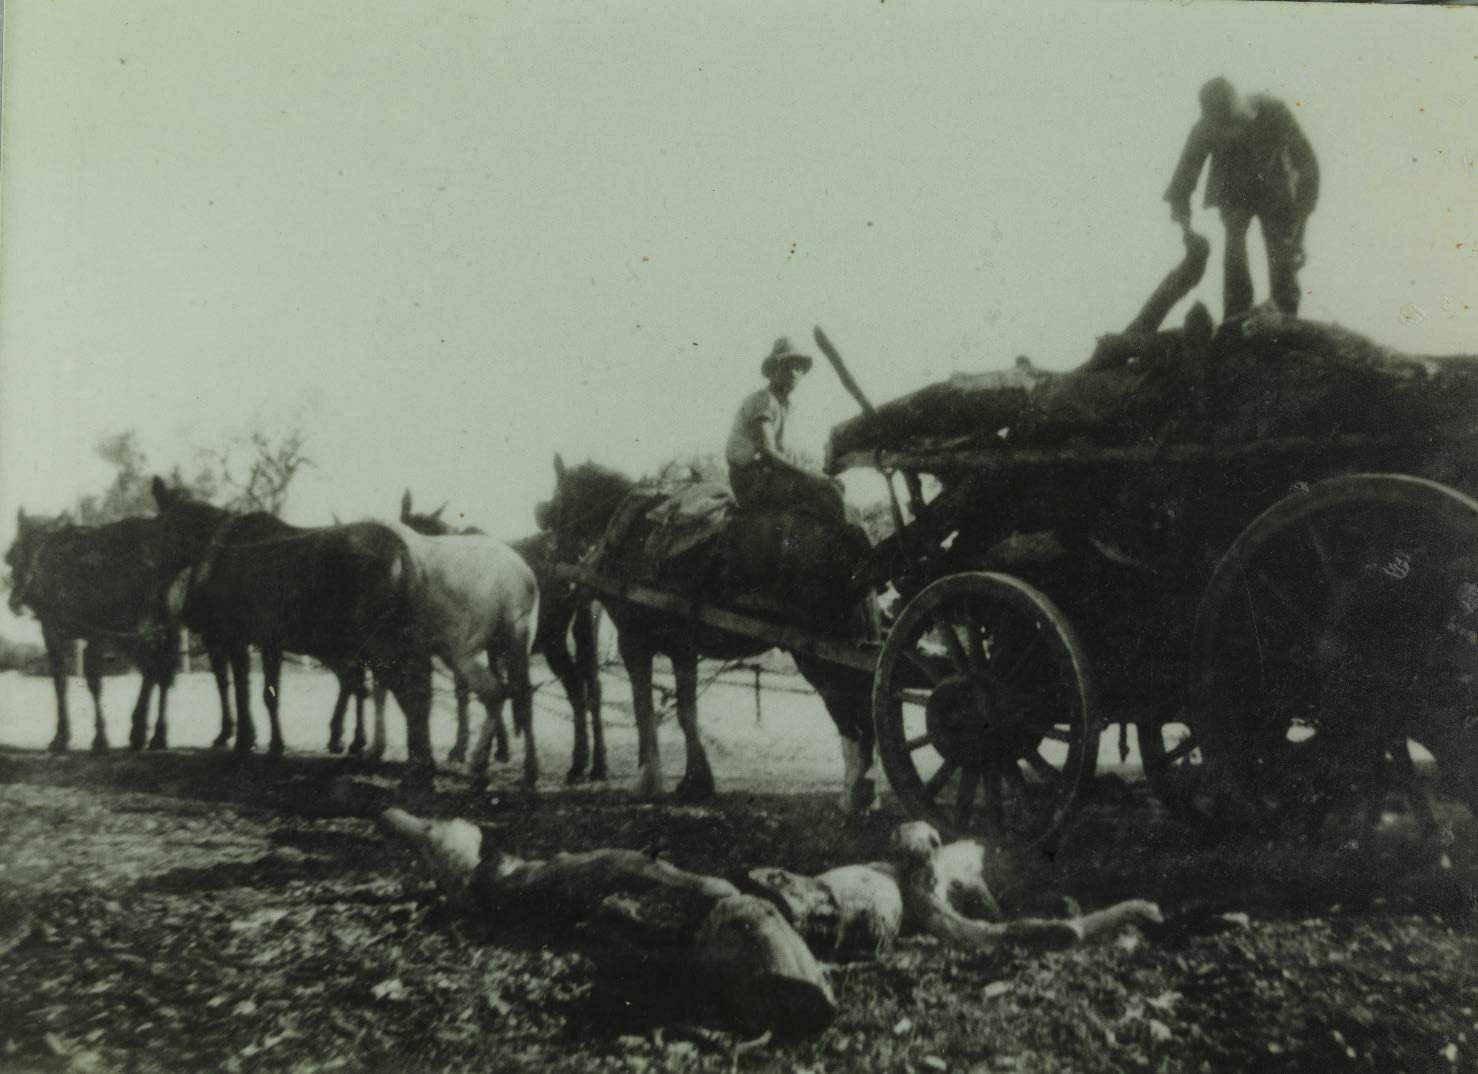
xmin=2 ymin=666 xmax=1477 ymax=1074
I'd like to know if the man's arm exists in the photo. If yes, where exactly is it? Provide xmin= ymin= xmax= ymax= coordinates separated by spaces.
xmin=755 ymin=418 xmax=807 ymax=474
xmin=1164 ymin=121 xmax=1211 ymax=223
xmin=1283 ymin=108 xmax=1319 ymax=214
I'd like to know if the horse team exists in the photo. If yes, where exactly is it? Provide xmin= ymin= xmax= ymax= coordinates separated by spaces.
xmin=6 ymin=456 xmax=880 ymax=813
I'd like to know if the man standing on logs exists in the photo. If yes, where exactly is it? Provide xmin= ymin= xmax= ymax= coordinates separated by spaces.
xmin=725 ymin=338 xmax=845 ymax=521
xmin=1164 ymin=76 xmax=1320 ymax=319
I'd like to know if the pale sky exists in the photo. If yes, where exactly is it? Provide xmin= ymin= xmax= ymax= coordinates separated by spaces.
xmin=1 ymin=0 xmax=1475 ymax=642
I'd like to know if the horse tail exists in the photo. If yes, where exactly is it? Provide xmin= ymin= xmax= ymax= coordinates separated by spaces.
xmin=511 ymin=582 xmax=538 ymax=737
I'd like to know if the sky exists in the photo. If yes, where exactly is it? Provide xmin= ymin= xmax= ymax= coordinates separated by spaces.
xmin=1 ymin=0 xmax=1475 ymax=642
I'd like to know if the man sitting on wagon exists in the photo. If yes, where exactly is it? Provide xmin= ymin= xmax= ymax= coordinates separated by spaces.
xmin=725 ymin=337 xmax=846 ymax=521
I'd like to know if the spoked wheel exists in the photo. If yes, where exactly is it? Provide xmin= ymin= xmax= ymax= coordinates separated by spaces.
xmin=1137 ymin=705 xmax=1209 ymax=821
xmin=873 ymin=572 xmax=1099 ymax=847
xmin=1188 ymin=474 xmax=1478 ymax=835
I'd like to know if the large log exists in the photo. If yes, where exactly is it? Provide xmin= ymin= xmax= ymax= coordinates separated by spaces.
xmin=382 ymin=812 xmax=1160 ymax=1036
xmin=381 ymin=810 xmax=836 ymax=1039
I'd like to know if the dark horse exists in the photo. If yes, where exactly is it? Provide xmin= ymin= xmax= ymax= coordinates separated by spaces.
xmin=5 ymin=510 xmax=189 ymax=752
xmin=151 ymin=479 xmax=538 ymax=788
xmin=538 ymin=455 xmax=880 ymax=813
xmin=400 ymin=490 xmax=606 ymax=783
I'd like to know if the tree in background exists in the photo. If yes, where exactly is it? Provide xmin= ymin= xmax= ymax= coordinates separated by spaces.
xmin=73 ymin=423 xmax=312 ymax=524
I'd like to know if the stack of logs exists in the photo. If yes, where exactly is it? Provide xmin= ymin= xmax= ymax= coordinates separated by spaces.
xmin=382 ymin=810 xmax=1162 ymax=1039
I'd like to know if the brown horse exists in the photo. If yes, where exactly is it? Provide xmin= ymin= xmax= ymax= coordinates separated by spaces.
xmin=152 ymin=478 xmax=538 ymax=788
xmin=537 ymin=455 xmax=880 ymax=813
xmin=400 ymin=491 xmax=606 ymax=784
xmin=5 ymin=510 xmax=188 ymax=752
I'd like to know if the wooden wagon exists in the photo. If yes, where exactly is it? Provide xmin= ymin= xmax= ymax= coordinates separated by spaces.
xmin=561 ymin=317 xmax=1478 ymax=847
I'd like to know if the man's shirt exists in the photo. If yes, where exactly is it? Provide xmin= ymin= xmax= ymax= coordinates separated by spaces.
xmin=1165 ymin=95 xmax=1319 ymax=218
xmin=725 ymin=387 xmax=789 ymax=469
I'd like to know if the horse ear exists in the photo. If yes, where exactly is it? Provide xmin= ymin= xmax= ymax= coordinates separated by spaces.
xmin=553 ymin=453 xmax=567 ymax=481
xmin=400 ymin=490 xmax=413 ymax=520
xmin=58 ymin=511 xmax=74 ymax=527
xmin=151 ymin=475 xmax=172 ymax=509
xmin=16 ymin=507 xmax=27 ymax=530
xmin=431 ymin=502 xmax=447 ymax=521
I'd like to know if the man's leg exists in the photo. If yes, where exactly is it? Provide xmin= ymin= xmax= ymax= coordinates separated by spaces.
xmin=1262 ymin=212 xmax=1307 ymax=316
xmin=1220 ymin=209 xmax=1254 ymax=320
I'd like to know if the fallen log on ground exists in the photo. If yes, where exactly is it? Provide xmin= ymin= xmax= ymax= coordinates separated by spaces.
xmin=381 ymin=811 xmax=1161 ymax=1038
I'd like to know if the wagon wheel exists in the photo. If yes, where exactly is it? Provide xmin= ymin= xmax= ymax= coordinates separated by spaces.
xmin=873 ymin=572 xmax=1099 ymax=847
xmin=1188 ymin=473 xmax=1478 ymax=835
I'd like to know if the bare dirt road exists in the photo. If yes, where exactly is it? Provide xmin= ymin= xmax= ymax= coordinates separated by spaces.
xmin=2 ymin=666 xmax=1476 ymax=1074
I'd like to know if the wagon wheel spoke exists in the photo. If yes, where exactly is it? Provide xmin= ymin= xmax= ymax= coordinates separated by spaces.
xmin=998 ymin=632 xmax=1047 ymax=691
xmin=895 ymin=688 xmax=934 ymax=709
xmin=1161 ymin=733 xmax=1199 ymax=767
xmin=923 ymin=760 xmax=958 ymax=803
xmin=1305 ymin=522 xmax=1338 ymax=586
xmin=1024 ymin=748 xmax=1064 ymax=782
xmin=937 ymin=617 xmax=973 ymax=678
xmin=959 ymin=607 xmax=988 ymax=676
xmin=904 ymin=732 xmax=933 ymax=753
xmin=956 ymin=765 xmax=981 ymax=827
xmin=981 ymin=764 xmax=1008 ymax=837
xmin=903 ymin=650 xmax=945 ymax=687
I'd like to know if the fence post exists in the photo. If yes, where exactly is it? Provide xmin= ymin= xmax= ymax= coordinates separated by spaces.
xmin=74 ymin=639 xmax=84 ymax=678
xmin=179 ymin=628 xmax=192 ymax=674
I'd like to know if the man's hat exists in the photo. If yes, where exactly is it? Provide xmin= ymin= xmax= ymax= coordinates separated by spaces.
xmin=761 ymin=337 xmax=814 ymax=378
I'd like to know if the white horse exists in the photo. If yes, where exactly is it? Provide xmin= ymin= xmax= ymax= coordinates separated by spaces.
xmin=390 ymin=523 xmax=541 ymax=787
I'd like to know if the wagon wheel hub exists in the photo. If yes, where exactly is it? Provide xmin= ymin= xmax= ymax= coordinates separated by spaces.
xmin=925 ymin=674 xmax=1029 ymax=768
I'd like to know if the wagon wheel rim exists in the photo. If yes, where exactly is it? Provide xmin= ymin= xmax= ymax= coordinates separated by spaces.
xmin=1187 ymin=473 xmax=1478 ymax=835
xmin=873 ymin=571 xmax=1099 ymax=847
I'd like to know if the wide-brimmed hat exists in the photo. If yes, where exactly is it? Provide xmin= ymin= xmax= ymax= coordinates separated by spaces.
xmin=760 ymin=337 xmax=814 ymax=378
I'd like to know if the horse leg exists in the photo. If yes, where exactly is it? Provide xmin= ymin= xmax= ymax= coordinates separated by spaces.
xmin=448 ymin=675 xmax=471 ymax=765
xmin=385 ymin=660 xmax=435 ymax=790
xmin=503 ymin=635 xmax=537 ymax=788
xmin=622 ymin=636 xmax=662 ymax=800
xmin=82 ymin=642 xmax=108 ymax=752
xmin=261 ymin=647 xmax=286 ymax=758
xmin=546 ymin=640 xmax=589 ymax=784
xmin=230 ymin=645 xmax=255 ymax=755
xmin=672 ymin=652 xmax=714 ymax=803
xmin=579 ymin=605 xmax=607 ymax=781
xmin=327 ymin=669 xmax=351 ymax=755
xmin=795 ymin=655 xmax=877 ymax=816
xmin=43 ymin=630 xmax=71 ymax=753
xmin=207 ymin=641 xmax=234 ymax=749
xmin=147 ymin=634 xmax=176 ymax=752
xmin=348 ymin=672 xmax=368 ymax=758
xmin=367 ymin=676 xmax=388 ymax=761
xmin=128 ymin=675 xmax=156 ymax=754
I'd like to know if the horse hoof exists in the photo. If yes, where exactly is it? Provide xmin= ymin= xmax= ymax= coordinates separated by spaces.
xmin=128 ymin=739 xmax=145 ymax=753
xmin=565 ymin=768 xmax=587 ymax=786
xmin=673 ymin=777 xmax=715 ymax=804
xmin=493 ymin=749 xmax=510 ymax=764
xmin=148 ymin=738 xmax=167 ymax=752
xmin=327 ymin=742 xmax=344 ymax=756
xmin=91 ymin=740 xmax=109 ymax=754
xmin=211 ymin=737 xmax=231 ymax=751
xmin=268 ymin=743 xmax=285 ymax=760
xmin=349 ymin=744 xmax=365 ymax=760
xmin=366 ymin=748 xmax=386 ymax=763
xmin=590 ymin=765 xmax=608 ymax=783
xmin=447 ymin=748 xmax=467 ymax=765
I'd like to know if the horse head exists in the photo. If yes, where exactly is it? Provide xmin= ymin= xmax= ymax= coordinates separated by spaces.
xmin=150 ymin=476 xmax=235 ymax=576
xmin=400 ymin=490 xmax=470 ymax=537
xmin=539 ymin=453 xmax=634 ymax=562
xmin=5 ymin=508 xmax=71 ymax=615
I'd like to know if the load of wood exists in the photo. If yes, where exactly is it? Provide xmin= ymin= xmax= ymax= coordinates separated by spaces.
xmin=825 ymin=308 xmax=1478 ymax=473
xmin=380 ymin=810 xmax=1162 ymax=1039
